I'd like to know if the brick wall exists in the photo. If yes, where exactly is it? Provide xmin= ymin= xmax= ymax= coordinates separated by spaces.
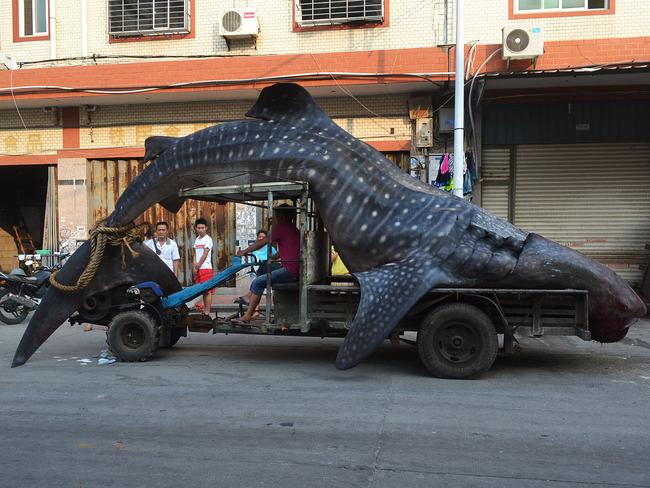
xmin=77 ymin=94 xmax=411 ymax=149
xmin=466 ymin=0 xmax=647 ymax=44
xmin=0 ymin=108 xmax=62 ymax=155
xmin=2 ymin=0 xmax=645 ymax=68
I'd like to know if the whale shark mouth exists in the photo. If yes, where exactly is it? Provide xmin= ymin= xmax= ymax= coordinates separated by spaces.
xmin=12 ymin=82 xmax=647 ymax=369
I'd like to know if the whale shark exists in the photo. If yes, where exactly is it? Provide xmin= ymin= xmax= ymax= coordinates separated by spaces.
xmin=12 ymin=82 xmax=646 ymax=368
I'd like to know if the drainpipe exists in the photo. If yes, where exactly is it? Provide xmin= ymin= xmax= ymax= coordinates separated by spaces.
xmin=81 ymin=0 xmax=88 ymax=58
xmin=452 ymin=0 xmax=464 ymax=198
xmin=49 ymin=0 xmax=56 ymax=59
xmin=443 ymin=0 xmax=448 ymax=45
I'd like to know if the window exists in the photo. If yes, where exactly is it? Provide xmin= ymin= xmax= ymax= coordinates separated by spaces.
xmin=517 ymin=0 xmax=608 ymax=12
xmin=296 ymin=0 xmax=384 ymax=27
xmin=108 ymin=0 xmax=189 ymax=36
xmin=20 ymin=0 xmax=48 ymax=37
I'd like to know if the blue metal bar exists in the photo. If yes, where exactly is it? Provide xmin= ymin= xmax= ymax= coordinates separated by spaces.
xmin=161 ymin=256 xmax=252 ymax=309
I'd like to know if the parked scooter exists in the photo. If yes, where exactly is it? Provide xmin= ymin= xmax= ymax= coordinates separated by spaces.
xmin=0 ymin=252 xmax=69 ymax=324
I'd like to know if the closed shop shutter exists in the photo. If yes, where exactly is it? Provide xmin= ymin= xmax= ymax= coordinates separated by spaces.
xmin=88 ymin=159 xmax=236 ymax=285
xmin=514 ymin=143 xmax=650 ymax=285
xmin=480 ymin=147 xmax=512 ymax=221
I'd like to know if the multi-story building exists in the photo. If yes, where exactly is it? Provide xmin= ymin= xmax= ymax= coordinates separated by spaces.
xmin=0 ymin=0 xmax=648 ymax=287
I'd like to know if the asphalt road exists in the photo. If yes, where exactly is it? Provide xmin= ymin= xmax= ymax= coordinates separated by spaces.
xmin=1 ymin=317 xmax=650 ymax=488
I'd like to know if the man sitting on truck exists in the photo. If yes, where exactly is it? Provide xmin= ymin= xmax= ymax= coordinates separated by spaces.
xmin=233 ymin=204 xmax=300 ymax=326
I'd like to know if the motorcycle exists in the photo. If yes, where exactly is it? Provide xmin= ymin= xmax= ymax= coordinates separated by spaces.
xmin=0 ymin=252 xmax=69 ymax=324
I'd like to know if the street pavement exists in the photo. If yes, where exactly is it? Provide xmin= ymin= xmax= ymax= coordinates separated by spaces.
xmin=1 ymin=315 xmax=649 ymax=488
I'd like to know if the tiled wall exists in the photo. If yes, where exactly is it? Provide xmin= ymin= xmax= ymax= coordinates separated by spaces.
xmin=77 ymin=94 xmax=411 ymax=149
xmin=1 ymin=0 xmax=644 ymax=67
xmin=0 ymin=108 xmax=62 ymax=155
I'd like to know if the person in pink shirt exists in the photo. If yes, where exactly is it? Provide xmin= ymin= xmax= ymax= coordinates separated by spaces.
xmin=233 ymin=204 xmax=300 ymax=326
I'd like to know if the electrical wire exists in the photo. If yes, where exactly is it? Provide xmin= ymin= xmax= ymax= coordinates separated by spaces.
xmin=0 ymin=70 xmax=454 ymax=96
xmin=308 ymin=53 xmax=395 ymax=135
xmin=467 ymin=47 xmax=504 ymax=180
xmin=9 ymin=70 xmax=27 ymax=130
xmin=17 ymin=53 xmax=253 ymax=66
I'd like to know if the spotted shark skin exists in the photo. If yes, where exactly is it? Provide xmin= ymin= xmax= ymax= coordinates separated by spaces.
xmin=12 ymin=83 xmax=646 ymax=368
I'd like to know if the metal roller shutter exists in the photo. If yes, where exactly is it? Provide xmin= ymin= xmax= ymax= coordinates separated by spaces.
xmin=514 ymin=143 xmax=650 ymax=285
xmin=480 ymin=147 xmax=512 ymax=221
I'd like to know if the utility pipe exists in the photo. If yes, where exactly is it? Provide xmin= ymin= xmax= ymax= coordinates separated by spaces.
xmin=49 ymin=0 xmax=56 ymax=60
xmin=81 ymin=0 xmax=88 ymax=59
xmin=452 ymin=0 xmax=464 ymax=198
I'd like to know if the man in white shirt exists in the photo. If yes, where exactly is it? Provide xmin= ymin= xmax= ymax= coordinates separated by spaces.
xmin=192 ymin=217 xmax=214 ymax=315
xmin=144 ymin=221 xmax=181 ymax=276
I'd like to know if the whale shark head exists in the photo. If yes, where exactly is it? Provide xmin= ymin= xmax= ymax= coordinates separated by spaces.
xmin=504 ymin=233 xmax=646 ymax=342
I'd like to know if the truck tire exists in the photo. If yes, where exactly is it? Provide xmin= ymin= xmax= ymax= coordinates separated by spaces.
xmin=417 ymin=302 xmax=498 ymax=379
xmin=107 ymin=310 xmax=160 ymax=362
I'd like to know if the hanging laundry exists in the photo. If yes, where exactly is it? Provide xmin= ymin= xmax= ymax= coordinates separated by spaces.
xmin=434 ymin=153 xmax=453 ymax=191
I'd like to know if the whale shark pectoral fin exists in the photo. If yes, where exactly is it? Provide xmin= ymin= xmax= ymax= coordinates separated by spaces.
xmin=335 ymin=260 xmax=447 ymax=370
xmin=143 ymin=136 xmax=180 ymax=163
xmin=159 ymin=196 xmax=186 ymax=214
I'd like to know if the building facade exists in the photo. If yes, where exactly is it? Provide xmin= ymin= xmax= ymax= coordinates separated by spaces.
xmin=0 ymin=0 xmax=648 ymax=286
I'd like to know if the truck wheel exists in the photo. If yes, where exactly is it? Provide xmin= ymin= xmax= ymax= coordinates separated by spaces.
xmin=107 ymin=310 xmax=160 ymax=362
xmin=417 ymin=303 xmax=498 ymax=379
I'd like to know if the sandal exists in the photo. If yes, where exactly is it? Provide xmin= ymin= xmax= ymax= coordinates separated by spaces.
xmin=231 ymin=317 xmax=251 ymax=327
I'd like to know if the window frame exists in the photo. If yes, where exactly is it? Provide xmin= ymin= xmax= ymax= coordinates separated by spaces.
xmin=13 ymin=0 xmax=50 ymax=42
xmin=509 ymin=0 xmax=615 ymax=18
xmin=293 ymin=0 xmax=389 ymax=32
xmin=107 ymin=0 xmax=191 ymax=38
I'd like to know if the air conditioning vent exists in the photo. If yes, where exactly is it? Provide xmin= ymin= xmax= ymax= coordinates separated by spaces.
xmin=218 ymin=8 xmax=258 ymax=38
xmin=506 ymin=29 xmax=529 ymax=52
xmin=502 ymin=26 xmax=544 ymax=60
xmin=222 ymin=11 xmax=242 ymax=33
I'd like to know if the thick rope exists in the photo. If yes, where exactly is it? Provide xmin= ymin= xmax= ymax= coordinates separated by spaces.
xmin=49 ymin=220 xmax=149 ymax=293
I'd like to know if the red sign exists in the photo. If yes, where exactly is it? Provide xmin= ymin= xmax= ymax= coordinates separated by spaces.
xmin=244 ymin=12 xmax=255 ymax=18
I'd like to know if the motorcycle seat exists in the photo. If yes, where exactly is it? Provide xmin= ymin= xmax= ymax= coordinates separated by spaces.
xmin=8 ymin=275 xmax=40 ymax=284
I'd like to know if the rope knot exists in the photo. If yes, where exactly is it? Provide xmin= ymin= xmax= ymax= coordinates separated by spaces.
xmin=50 ymin=220 xmax=149 ymax=293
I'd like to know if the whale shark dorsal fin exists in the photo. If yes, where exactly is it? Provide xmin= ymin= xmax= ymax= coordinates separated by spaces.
xmin=143 ymin=136 xmax=180 ymax=163
xmin=336 ymin=259 xmax=448 ymax=370
xmin=245 ymin=83 xmax=331 ymax=126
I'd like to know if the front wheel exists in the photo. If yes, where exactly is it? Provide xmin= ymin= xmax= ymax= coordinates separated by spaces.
xmin=417 ymin=303 xmax=498 ymax=379
xmin=107 ymin=310 xmax=160 ymax=362
xmin=0 ymin=289 xmax=29 ymax=324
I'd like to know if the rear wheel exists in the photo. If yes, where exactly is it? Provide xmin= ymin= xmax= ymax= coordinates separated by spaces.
xmin=417 ymin=303 xmax=498 ymax=379
xmin=0 ymin=289 xmax=29 ymax=324
xmin=107 ymin=310 xmax=160 ymax=362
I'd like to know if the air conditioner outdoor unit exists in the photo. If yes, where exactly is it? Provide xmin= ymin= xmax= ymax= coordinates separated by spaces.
xmin=502 ymin=26 xmax=544 ymax=60
xmin=219 ymin=8 xmax=259 ymax=39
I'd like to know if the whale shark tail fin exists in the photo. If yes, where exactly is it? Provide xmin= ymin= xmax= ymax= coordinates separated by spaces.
xmin=12 ymin=240 xmax=181 ymax=367
xmin=245 ymin=83 xmax=332 ymax=128
xmin=336 ymin=260 xmax=447 ymax=370
xmin=143 ymin=136 xmax=180 ymax=163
